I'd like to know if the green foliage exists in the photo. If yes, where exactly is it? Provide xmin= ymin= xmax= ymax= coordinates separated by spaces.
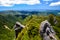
xmin=48 ymin=14 xmax=54 ymax=25
xmin=28 ymin=26 xmax=39 ymax=37
xmin=0 ymin=14 xmax=24 ymax=40
xmin=16 ymin=15 xmax=60 ymax=40
xmin=56 ymin=16 xmax=60 ymax=27
xmin=0 ymin=14 xmax=60 ymax=40
xmin=53 ymin=26 xmax=60 ymax=38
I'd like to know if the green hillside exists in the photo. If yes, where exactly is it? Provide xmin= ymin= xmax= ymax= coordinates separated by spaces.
xmin=16 ymin=15 xmax=60 ymax=40
xmin=0 ymin=14 xmax=26 ymax=40
xmin=0 ymin=14 xmax=60 ymax=40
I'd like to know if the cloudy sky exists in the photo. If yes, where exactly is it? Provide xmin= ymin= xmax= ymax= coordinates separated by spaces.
xmin=0 ymin=0 xmax=60 ymax=11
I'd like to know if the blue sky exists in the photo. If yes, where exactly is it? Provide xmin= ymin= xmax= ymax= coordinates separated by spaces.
xmin=0 ymin=0 xmax=60 ymax=11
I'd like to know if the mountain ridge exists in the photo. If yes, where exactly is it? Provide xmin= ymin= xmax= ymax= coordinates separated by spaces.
xmin=0 ymin=10 xmax=60 ymax=16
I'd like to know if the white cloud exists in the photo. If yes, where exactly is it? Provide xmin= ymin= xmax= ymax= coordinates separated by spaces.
xmin=0 ymin=0 xmax=40 ymax=7
xmin=49 ymin=1 xmax=60 ymax=6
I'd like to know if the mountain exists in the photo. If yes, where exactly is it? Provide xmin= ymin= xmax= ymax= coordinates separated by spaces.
xmin=0 ymin=11 xmax=60 ymax=40
xmin=0 ymin=10 xmax=60 ymax=16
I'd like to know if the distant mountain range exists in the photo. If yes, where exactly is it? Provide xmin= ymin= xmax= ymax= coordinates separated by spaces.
xmin=0 ymin=10 xmax=60 ymax=16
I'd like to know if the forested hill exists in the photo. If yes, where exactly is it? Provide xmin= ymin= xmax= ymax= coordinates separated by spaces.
xmin=0 ymin=14 xmax=28 ymax=40
xmin=0 ymin=10 xmax=60 ymax=16
xmin=0 ymin=11 xmax=60 ymax=40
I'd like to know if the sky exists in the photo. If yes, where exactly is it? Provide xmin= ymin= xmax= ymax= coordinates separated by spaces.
xmin=0 ymin=0 xmax=60 ymax=11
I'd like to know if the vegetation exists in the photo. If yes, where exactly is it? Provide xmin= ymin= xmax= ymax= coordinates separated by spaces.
xmin=16 ymin=15 xmax=60 ymax=40
xmin=0 ymin=12 xmax=60 ymax=40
